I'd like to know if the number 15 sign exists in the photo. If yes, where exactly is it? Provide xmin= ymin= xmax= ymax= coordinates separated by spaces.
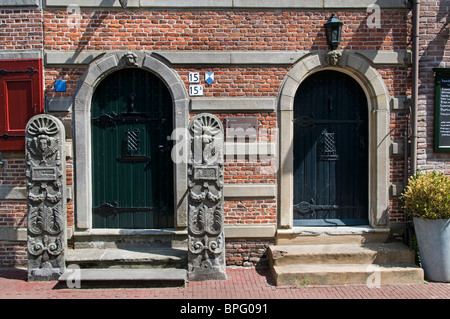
xmin=188 ymin=72 xmax=204 ymax=96
xmin=189 ymin=85 xmax=203 ymax=96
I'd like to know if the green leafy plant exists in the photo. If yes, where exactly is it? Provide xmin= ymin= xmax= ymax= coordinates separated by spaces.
xmin=401 ymin=170 xmax=450 ymax=220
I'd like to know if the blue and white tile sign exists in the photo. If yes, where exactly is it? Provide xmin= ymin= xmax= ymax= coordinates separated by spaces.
xmin=205 ymin=71 xmax=214 ymax=85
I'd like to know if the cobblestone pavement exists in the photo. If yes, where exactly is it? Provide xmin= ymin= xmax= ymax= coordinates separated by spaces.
xmin=0 ymin=267 xmax=448 ymax=300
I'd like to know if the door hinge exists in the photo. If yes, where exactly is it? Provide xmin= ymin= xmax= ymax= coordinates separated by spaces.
xmin=0 ymin=67 xmax=38 ymax=75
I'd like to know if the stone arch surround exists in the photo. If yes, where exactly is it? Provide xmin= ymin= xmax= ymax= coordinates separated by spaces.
xmin=72 ymin=51 xmax=189 ymax=230
xmin=277 ymin=51 xmax=391 ymax=229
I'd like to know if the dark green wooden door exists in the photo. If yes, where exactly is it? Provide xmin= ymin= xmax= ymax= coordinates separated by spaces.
xmin=91 ymin=68 xmax=174 ymax=229
xmin=293 ymin=70 xmax=368 ymax=226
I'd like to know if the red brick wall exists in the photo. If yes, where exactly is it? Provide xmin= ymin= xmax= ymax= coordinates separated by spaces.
xmin=42 ymin=10 xmax=408 ymax=51
xmin=0 ymin=156 xmax=28 ymax=267
xmin=226 ymin=240 xmax=274 ymax=267
xmin=177 ymin=67 xmax=286 ymax=97
xmin=417 ymin=1 xmax=450 ymax=172
xmin=0 ymin=5 xmax=426 ymax=267
xmin=40 ymin=6 xmax=413 ymax=226
xmin=0 ymin=6 xmax=44 ymax=266
xmin=0 ymin=9 xmax=43 ymax=51
xmin=0 ymin=242 xmax=27 ymax=268
xmin=0 ymin=158 xmax=27 ymax=187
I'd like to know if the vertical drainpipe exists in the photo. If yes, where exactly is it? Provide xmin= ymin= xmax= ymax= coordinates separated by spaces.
xmin=410 ymin=0 xmax=420 ymax=176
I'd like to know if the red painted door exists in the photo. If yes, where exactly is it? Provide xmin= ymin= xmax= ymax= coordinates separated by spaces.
xmin=0 ymin=59 xmax=43 ymax=151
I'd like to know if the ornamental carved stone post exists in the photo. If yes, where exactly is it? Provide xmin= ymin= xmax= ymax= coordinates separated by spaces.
xmin=188 ymin=113 xmax=227 ymax=281
xmin=26 ymin=115 xmax=66 ymax=281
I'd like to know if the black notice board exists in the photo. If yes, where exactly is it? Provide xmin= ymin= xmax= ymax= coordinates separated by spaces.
xmin=434 ymin=68 xmax=450 ymax=152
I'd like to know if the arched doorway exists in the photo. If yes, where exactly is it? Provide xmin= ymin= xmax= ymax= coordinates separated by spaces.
xmin=293 ymin=70 xmax=369 ymax=226
xmin=90 ymin=68 xmax=174 ymax=229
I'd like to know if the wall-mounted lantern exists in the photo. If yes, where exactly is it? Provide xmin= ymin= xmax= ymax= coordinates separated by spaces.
xmin=324 ymin=13 xmax=343 ymax=50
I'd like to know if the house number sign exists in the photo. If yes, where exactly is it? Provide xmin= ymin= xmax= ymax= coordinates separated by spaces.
xmin=189 ymin=85 xmax=204 ymax=96
xmin=189 ymin=72 xmax=204 ymax=96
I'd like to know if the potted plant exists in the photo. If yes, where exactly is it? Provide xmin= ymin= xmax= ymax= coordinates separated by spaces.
xmin=401 ymin=170 xmax=450 ymax=282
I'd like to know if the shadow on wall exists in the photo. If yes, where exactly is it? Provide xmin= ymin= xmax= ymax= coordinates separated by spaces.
xmin=419 ymin=4 xmax=449 ymax=77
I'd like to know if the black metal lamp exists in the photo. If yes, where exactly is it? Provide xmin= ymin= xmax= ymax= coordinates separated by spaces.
xmin=324 ymin=13 xmax=343 ymax=50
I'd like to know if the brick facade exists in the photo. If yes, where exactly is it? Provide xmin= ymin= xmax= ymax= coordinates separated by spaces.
xmin=0 ymin=1 xmax=448 ymax=268
xmin=417 ymin=1 xmax=450 ymax=171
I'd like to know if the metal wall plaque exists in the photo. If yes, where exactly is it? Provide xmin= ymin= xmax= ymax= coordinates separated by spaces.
xmin=225 ymin=117 xmax=258 ymax=140
xmin=434 ymin=68 xmax=450 ymax=152
xmin=31 ymin=167 xmax=58 ymax=181
xmin=193 ymin=166 xmax=219 ymax=181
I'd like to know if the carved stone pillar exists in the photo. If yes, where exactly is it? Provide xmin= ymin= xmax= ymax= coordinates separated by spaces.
xmin=26 ymin=115 xmax=66 ymax=281
xmin=188 ymin=114 xmax=227 ymax=281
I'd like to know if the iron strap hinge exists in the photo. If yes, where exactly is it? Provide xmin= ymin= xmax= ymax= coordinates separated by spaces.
xmin=294 ymin=115 xmax=363 ymax=128
xmin=294 ymin=201 xmax=362 ymax=214
xmin=0 ymin=67 xmax=38 ymax=75
xmin=93 ymin=202 xmax=167 ymax=217
xmin=92 ymin=112 xmax=166 ymax=129
xmin=1 ymin=134 xmax=25 ymax=139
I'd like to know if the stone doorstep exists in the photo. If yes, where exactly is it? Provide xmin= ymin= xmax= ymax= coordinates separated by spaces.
xmin=276 ymin=226 xmax=391 ymax=245
xmin=58 ymin=268 xmax=187 ymax=288
xmin=268 ymin=242 xmax=424 ymax=286
xmin=66 ymin=247 xmax=188 ymax=268
xmin=272 ymin=264 xmax=424 ymax=286
xmin=72 ymin=228 xmax=188 ymax=249
xmin=268 ymin=242 xmax=416 ymax=266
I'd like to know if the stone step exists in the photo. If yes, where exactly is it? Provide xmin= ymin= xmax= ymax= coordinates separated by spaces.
xmin=58 ymin=268 xmax=187 ymax=288
xmin=276 ymin=226 xmax=390 ymax=245
xmin=269 ymin=242 xmax=416 ymax=266
xmin=71 ymin=228 xmax=188 ymax=249
xmin=66 ymin=247 xmax=188 ymax=269
xmin=271 ymin=263 xmax=424 ymax=286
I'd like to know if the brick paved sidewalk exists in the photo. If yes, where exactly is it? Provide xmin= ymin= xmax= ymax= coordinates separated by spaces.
xmin=0 ymin=267 xmax=448 ymax=300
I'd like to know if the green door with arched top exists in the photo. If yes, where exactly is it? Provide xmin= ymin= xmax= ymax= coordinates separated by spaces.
xmin=293 ymin=70 xmax=369 ymax=226
xmin=91 ymin=68 xmax=174 ymax=229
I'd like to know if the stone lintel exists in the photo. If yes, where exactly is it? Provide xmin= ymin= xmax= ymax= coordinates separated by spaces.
xmin=224 ymin=224 xmax=276 ymax=238
xmin=44 ymin=50 xmax=410 ymax=66
xmin=0 ymin=185 xmax=27 ymax=200
xmin=224 ymin=183 xmax=276 ymax=198
xmin=44 ymin=0 xmax=407 ymax=9
xmin=0 ymin=0 xmax=40 ymax=7
xmin=190 ymin=97 xmax=276 ymax=112
xmin=0 ymin=226 xmax=27 ymax=242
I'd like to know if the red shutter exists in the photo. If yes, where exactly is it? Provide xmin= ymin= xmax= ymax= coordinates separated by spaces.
xmin=0 ymin=59 xmax=43 ymax=151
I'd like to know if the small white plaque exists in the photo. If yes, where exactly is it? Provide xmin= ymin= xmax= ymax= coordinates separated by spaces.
xmin=188 ymin=72 xmax=200 ymax=83
xmin=189 ymin=85 xmax=204 ymax=96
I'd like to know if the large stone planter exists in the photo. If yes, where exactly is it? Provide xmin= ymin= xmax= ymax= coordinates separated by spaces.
xmin=413 ymin=217 xmax=450 ymax=282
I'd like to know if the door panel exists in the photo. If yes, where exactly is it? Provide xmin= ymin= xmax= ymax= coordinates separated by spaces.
xmin=0 ymin=59 xmax=44 ymax=151
xmin=293 ymin=71 xmax=368 ymax=226
xmin=91 ymin=68 xmax=174 ymax=229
